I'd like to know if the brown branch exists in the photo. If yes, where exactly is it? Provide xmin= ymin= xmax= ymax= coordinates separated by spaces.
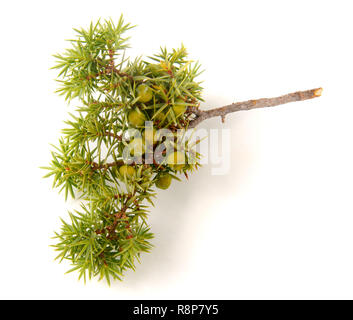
xmin=106 ymin=49 xmax=133 ymax=80
xmin=108 ymin=49 xmax=115 ymax=68
xmin=188 ymin=88 xmax=323 ymax=128
xmin=99 ymin=194 xmax=135 ymax=240
xmin=110 ymin=67 xmax=134 ymax=80
xmin=87 ymin=50 xmax=134 ymax=81
xmin=106 ymin=209 xmax=126 ymax=240
xmin=103 ymin=131 xmax=122 ymax=141
xmin=90 ymin=160 xmax=125 ymax=170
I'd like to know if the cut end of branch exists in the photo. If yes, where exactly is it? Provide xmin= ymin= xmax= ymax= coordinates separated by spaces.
xmin=314 ymin=87 xmax=323 ymax=97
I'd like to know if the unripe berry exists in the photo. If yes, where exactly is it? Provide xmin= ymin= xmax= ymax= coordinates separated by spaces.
xmin=155 ymin=173 xmax=172 ymax=190
xmin=119 ymin=165 xmax=135 ymax=177
xmin=172 ymin=98 xmax=187 ymax=117
xmin=148 ymin=63 xmax=163 ymax=76
xmin=137 ymin=84 xmax=153 ymax=103
xmin=154 ymin=111 xmax=166 ymax=125
xmin=167 ymin=151 xmax=185 ymax=171
xmin=128 ymin=109 xmax=146 ymax=127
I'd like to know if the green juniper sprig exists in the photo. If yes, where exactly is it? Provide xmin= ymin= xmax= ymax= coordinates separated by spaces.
xmin=43 ymin=15 xmax=322 ymax=284
xmin=43 ymin=16 xmax=203 ymax=284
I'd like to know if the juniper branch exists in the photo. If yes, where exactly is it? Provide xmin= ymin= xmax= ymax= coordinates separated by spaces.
xmin=188 ymin=88 xmax=323 ymax=128
xmin=44 ymin=16 xmax=322 ymax=284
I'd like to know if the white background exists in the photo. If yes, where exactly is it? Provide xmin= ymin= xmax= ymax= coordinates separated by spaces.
xmin=1 ymin=0 xmax=352 ymax=299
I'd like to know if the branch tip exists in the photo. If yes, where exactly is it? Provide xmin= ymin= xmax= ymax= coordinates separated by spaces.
xmin=314 ymin=87 xmax=323 ymax=97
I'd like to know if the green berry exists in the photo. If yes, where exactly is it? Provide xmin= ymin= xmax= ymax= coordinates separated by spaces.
xmin=148 ymin=63 xmax=163 ymax=76
xmin=137 ymin=84 xmax=153 ymax=103
xmin=167 ymin=151 xmax=185 ymax=171
xmin=154 ymin=111 xmax=166 ymax=125
xmin=155 ymin=173 xmax=172 ymax=190
xmin=128 ymin=109 xmax=146 ymax=127
xmin=119 ymin=165 xmax=135 ymax=177
xmin=172 ymin=98 xmax=187 ymax=117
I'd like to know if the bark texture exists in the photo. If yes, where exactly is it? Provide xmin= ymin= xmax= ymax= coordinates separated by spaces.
xmin=188 ymin=88 xmax=322 ymax=128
